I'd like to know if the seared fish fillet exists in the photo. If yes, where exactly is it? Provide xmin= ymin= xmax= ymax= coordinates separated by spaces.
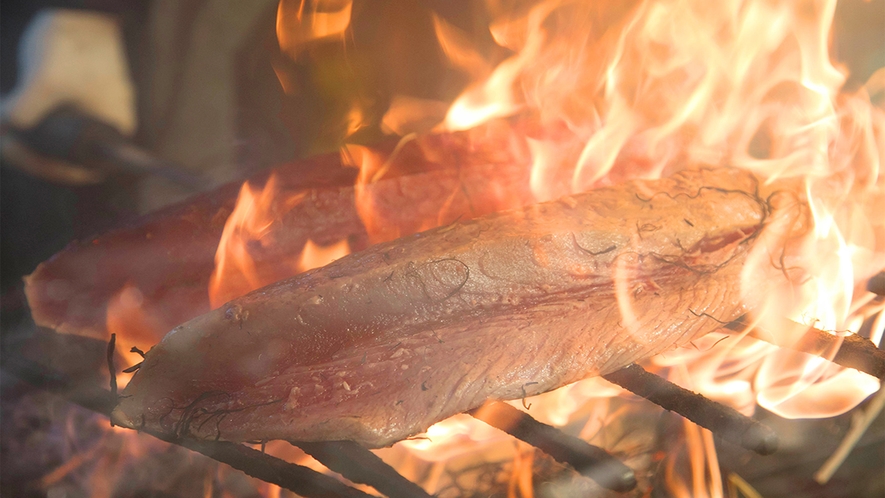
xmin=112 ymin=167 xmax=765 ymax=448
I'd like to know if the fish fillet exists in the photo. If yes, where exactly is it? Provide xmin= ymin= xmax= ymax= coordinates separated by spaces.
xmin=112 ymin=167 xmax=766 ymax=448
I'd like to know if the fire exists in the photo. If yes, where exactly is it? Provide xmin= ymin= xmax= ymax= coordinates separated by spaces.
xmin=343 ymin=143 xmax=402 ymax=244
xmin=105 ymin=283 xmax=170 ymax=386
xmin=276 ymin=0 xmax=353 ymax=58
xmin=299 ymin=237 xmax=351 ymax=271
xmin=436 ymin=0 xmax=883 ymax=391
xmin=251 ymin=0 xmax=885 ymax=495
xmin=209 ymin=174 xmax=303 ymax=308
xmin=340 ymin=139 xmax=529 ymax=245
xmin=208 ymin=174 xmax=350 ymax=308
xmin=81 ymin=0 xmax=883 ymax=496
xmin=386 ymin=0 xmax=882 ymax=494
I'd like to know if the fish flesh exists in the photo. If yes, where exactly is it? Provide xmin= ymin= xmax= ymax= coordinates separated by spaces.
xmin=111 ymin=167 xmax=766 ymax=448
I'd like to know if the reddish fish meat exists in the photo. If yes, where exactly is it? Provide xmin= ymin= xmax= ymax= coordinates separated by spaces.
xmin=111 ymin=167 xmax=766 ymax=448
xmin=24 ymin=129 xmax=534 ymax=340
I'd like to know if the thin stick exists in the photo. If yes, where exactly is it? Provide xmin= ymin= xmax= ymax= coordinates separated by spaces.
xmin=602 ymin=364 xmax=778 ymax=455
xmin=814 ymin=386 xmax=885 ymax=484
xmin=726 ymin=315 xmax=885 ymax=379
xmin=295 ymin=440 xmax=433 ymax=498
xmin=1 ymin=354 xmax=373 ymax=498
xmin=469 ymin=400 xmax=637 ymax=492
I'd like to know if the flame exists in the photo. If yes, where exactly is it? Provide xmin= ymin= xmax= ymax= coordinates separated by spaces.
xmin=432 ymin=13 xmax=494 ymax=83
xmin=381 ymin=95 xmax=450 ymax=136
xmin=105 ymin=283 xmax=170 ymax=386
xmin=419 ymin=0 xmax=884 ymax=493
xmin=209 ymin=174 xmax=350 ymax=308
xmin=343 ymin=141 xmax=473 ymax=244
xmin=209 ymin=174 xmax=302 ymax=308
xmin=343 ymin=143 xmax=400 ymax=244
xmin=261 ymin=0 xmax=885 ymax=493
xmin=396 ymin=414 xmax=511 ymax=462
xmin=436 ymin=0 xmax=883 ymax=408
xmin=276 ymin=0 xmax=353 ymax=58
xmin=508 ymin=442 xmax=535 ymax=498
xmin=437 ymin=0 xmax=883 ymax=205
xmin=80 ymin=0 xmax=884 ymax=495
xmin=299 ymin=238 xmax=351 ymax=271
xmin=194 ymin=0 xmax=885 ymax=495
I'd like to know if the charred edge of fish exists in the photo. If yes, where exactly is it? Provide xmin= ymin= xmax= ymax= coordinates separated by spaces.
xmin=687 ymin=335 xmax=730 ymax=352
xmin=762 ymin=189 xmax=810 ymax=286
xmin=688 ymin=309 xmax=731 ymax=325
xmin=639 ymin=189 xmax=766 ymax=276
xmin=646 ymin=224 xmax=760 ymax=276
xmin=603 ymin=364 xmax=778 ymax=455
xmin=644 ymin=250 xmax=732 ymax=276
xmin=469 ymin=401 xmax=637 ymax=492
xmin=171 ymin=391 xmax=230 ymax=439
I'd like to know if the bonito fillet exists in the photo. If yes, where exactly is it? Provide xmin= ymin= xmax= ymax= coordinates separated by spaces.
xmin=112 ymin=167 xmax=767 ymax=448
xmin=23 ymin=135 xmax=533 ymax=341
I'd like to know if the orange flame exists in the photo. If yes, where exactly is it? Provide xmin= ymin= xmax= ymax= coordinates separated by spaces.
xmin=209 ymin=174 xmax=350 ymax=308
xmin=80 ymin=0 xmax=884 ymax=495
xmin=299 ymin=237 xmax=351 ymax=271
xmin=343 ymin=143 xmax=401 ymax=244
xmin=209 ymin=175 xmax=302 ymax=308
xmin=198 ymin=0 xmax=885 ymax=495
xmin=436 ymin=0 xmax=883 ymax=417
xmin=276 ymin=0 xmax=353 ymax=58
xmin=343 ymin=141 xmax=472 ymax=244
xmin=409 ymin=0 xmax=883 ymax=493
xmin=105 ymin=283 xmax=170 ymax=386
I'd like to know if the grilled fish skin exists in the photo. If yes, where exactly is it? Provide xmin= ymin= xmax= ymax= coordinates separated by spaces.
xmin=112 ymin=167 xmax=766 ymax=448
